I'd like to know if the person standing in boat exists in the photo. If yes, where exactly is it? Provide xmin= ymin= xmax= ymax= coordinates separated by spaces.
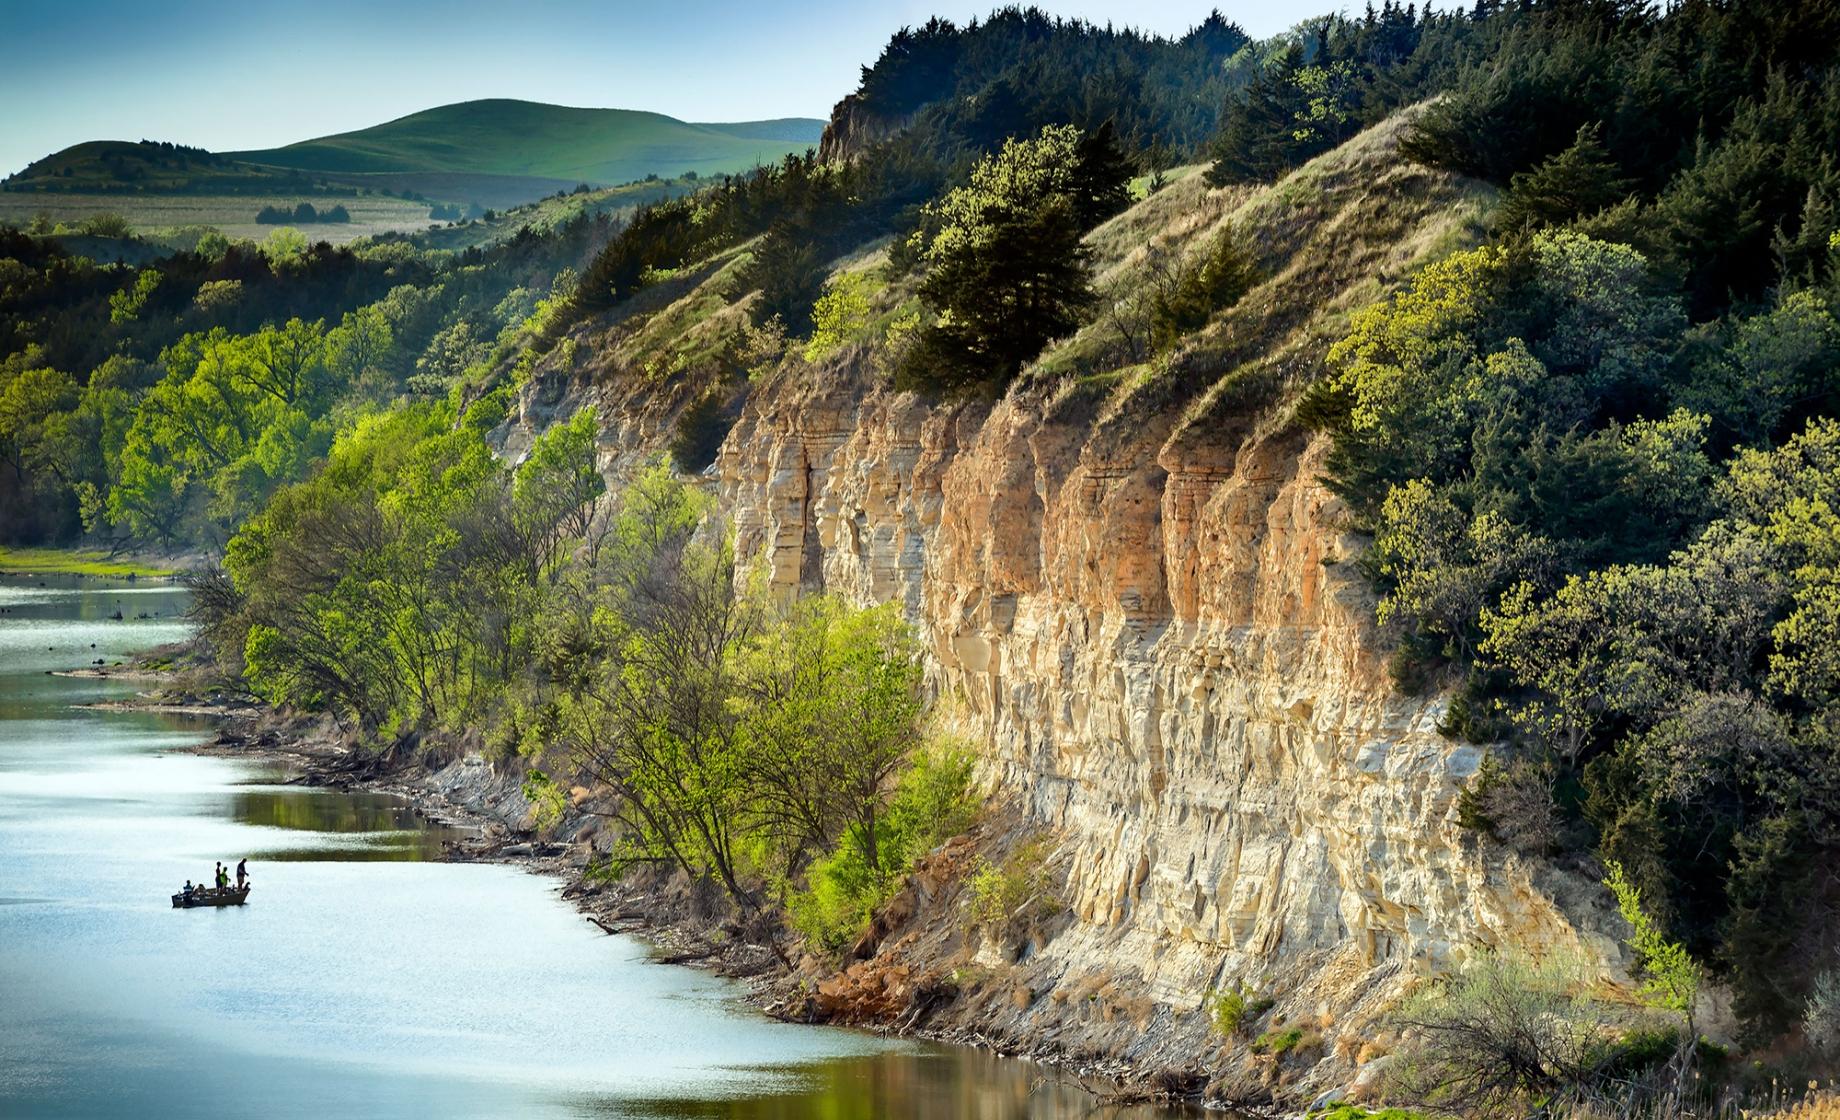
xmin=214 ymin=863 xmax=226 ymax=891
xmin=235 ymin=859 xmax=247 ymax=890
xmin=182 ymin=879 xmax=194 ymax=902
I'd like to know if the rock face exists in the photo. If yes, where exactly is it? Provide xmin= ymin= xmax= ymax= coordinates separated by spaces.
xmin=523 ymin=108 xmax=1625 ymax=1093
xmin=716 ymin=365 xmax=1618 ymax=1087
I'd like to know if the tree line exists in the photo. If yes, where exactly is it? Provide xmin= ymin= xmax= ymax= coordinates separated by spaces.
xmin=255 ymin=203 xmax=351 ymax=224
xmin=200 ymin=400 xmax=975 ymax=955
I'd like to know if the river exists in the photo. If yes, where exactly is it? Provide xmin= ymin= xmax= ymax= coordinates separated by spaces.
xmin=0 ymin=573 xmax=1201 ymax=1119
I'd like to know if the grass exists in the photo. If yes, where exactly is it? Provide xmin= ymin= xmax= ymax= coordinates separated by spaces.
xmin=0 ymin=191 xmax=434 ymax=247
xmin=0 ymin=547 xmax=179 ymax=578
xmin=406 ymin=178 xmax=700 ymax=251
xmin=231 ymin=99 xmax=824 ymax=188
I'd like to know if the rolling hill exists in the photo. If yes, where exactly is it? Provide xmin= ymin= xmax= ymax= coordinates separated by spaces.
xmin=229 ymin=100 xmax=824 ymax=187
xmin=3 ymin=100 xmax=826 ymax=215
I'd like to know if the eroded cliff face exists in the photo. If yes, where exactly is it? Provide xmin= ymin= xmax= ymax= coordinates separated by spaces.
xmin=514 ymin=108 xmax=1624 ymax=1097
xmin=716 ymin=371 xmax=1619 ymax=1094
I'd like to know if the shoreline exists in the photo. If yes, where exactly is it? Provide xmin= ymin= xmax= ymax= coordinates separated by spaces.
xmin=139 ymin=692 xmax=1236 ymax=1115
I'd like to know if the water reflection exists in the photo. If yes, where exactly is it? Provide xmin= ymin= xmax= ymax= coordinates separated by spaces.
xmin=229 ymin=787 xmax=469 ymax=861
xmin=1 ymin=572 xmax=1205 ymax=1120
xmin=595 ymin=1050 xmax=1208 ymax=1119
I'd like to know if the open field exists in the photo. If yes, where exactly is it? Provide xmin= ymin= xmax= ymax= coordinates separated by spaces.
xmin=0 ymin=548 xmax=180 ymax=578
xmin=0 ymin=190 xmax=437 ymax=245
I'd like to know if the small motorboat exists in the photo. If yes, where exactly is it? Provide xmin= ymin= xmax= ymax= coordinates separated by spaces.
xmin=172 ymin=884 xmax=251 ymax=908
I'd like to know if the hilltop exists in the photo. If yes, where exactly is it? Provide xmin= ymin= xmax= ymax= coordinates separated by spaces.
xmin=3 ymin=100 xmax=825 ymax=226
xmin=229 ymin=100 xmax=823 ymax=191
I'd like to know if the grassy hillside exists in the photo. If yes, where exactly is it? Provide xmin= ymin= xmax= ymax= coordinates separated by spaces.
xmin=232 ymin=100 xmax=824 ymax=186
xmin=3 ymin=140 xmax=338 ymax=194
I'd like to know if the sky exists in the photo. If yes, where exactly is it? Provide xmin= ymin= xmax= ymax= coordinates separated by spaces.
xmin=0 ymin=0 xmax=1338 ymax=176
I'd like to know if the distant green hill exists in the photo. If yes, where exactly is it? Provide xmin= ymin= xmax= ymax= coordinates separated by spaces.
xmin=230 ymin=100 xmax=824 ymax=186
xmin=4 ymin=140 xmax=340 ymax=195
xmin=4 ymin=102 xmax=825 ymax=213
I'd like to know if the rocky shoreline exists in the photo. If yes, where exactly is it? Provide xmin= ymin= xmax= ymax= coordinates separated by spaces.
xmin=125 ymin=687 xmax=1260 ymax=1115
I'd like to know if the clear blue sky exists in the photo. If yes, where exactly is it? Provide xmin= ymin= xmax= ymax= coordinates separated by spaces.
xmin=0 ymin=0 xmax=1338 ymax=176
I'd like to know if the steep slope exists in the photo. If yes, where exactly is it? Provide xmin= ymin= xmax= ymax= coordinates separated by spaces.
xmin=231 ymin=99 xmax=824 ymax=185
xmin=504 ymin=105 xmax=1626 ymax=1101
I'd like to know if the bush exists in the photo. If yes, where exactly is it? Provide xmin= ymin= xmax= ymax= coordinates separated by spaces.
xmin=1251 ymin=1026 xmax=1305 ymax=1055
xmin=1392 ymin=949 xmax=1669 ymax=1118
xmin=788 ymin=746 xmax=977 ymax=952
xmin=1149 ymin=225 xmax=1260 ymax=353
xmin=965 ymin=834 xmax=1061 ymax=938
xmin=1308 ymin=1106 xmax=1432 ymax=1120
xmin=1207 ymin=984 xmax=1275 ymax=1036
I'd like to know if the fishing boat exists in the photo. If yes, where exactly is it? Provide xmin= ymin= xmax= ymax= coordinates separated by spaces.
xmin=172 ymin=885 xmax=251 ymax=908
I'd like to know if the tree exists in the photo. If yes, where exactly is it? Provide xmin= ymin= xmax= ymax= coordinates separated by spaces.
xmin=513 ymin=406 xmax=605 ymax=577
xmin=564 ymin=527 xmax=762 ymax=907
xmin=326 ymin=306 xmax=394 ymax=392
xmin=1498 ymin=123 xmax=1634 ymax=233
xmin=735 ymin=598 xmax=926 ymax=875
xmin=238 ymin=318 xmax=328 ymax=407
xmin=1605 ymin=860 xmax=1702 ymax=1070
xmin=1207 ymin=44 xmax=1313 ymax=184
xmin=899 ymin=125 xmax=1127 ymax=391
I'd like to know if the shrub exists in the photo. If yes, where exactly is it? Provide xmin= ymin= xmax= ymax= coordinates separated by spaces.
xmin=1251 ymin=1026 xmax=1304 ymax=1055
xmin=1392 ymin=949 xmax=1660 ymax=1117
xmin=965 ymin=834 xmax=1061 ymax=937
xmin=1207 ymin=984 xmax=1275 ymax=1036
xmin=1148 ymin=224 xmax=1260 ymax=353
xmin=788 ymin=745 xmax=977 ymax=953
xmin=1308 ymin=1106 xmax=1433 ymax=1120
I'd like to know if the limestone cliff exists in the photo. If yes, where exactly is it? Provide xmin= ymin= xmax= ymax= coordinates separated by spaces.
xmin=513 ymin=107 xmax=1626 ymax=1100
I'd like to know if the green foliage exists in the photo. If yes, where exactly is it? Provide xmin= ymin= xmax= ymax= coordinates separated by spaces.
xmin=787 ymin=746 xmax=976 ymax=952
xmin=108 ymin=269 xmax=161 ymax=324
xmin=521 ymin=768 xmax=568 ymax=829
xmin=1250 ymin=1026 xmax=1305 ymax=1055
xmin=1207 ymin=984 xmax=1275 ymax=1036
xmin=1498 ymin=124 xmax=1634 ymax=235
xmin=803 ymin=270 xmax=877 ymax=363
xmin=1605 ymin=860 xmax=1701 ymax=1024
xmin=965 ymin=834 xmax=1061 ymax=939
xmin=898 ymin=124 xmax=1131 ymax=392
xmin=1148 ymin=225 xmax=1261 ymax=353
xmin=1401 ymin=0 xmax=1840 ymax=316
xmin=1308 ymin=1105 xmax=1432 ymax=1120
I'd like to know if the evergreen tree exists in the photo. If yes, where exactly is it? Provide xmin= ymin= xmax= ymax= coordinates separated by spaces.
xmin=1498 ymin=123 xmax=1634 ymax=233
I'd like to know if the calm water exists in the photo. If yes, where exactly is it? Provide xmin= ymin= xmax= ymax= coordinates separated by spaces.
xmin=0 ymin=574 xmax=1195 ymax=1119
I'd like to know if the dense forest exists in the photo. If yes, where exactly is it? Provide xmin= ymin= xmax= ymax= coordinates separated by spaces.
xmin=8 ymin=1 xmax=1840 ymax=1114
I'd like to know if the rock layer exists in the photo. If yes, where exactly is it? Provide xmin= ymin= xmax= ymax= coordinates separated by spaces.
xmin=518 ymin=109 xmax=1623 ymax=1093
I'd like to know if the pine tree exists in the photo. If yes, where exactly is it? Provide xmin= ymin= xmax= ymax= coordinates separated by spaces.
xmin=1498 ymin=123 xmax=1634 ymax=232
